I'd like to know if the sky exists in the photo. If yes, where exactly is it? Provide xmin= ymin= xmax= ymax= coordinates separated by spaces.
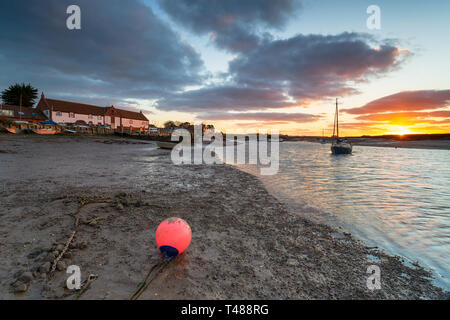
xmin=0 ymin=0 xmax=449 ymax=136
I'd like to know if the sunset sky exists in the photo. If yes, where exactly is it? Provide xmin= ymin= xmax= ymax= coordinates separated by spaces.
xmin=1 ymin=0 xmax=449 ymax=136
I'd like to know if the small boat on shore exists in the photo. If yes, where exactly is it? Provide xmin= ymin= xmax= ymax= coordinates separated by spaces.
xmin=3 ymin=127 xmax=20 ymax=134
xmin=32 ymin=128 xmax=60 ymax=135
xmin=331 ymin=99 xmax=352 ymax=155
xmin=156 ymin=141 xmax=178 ymax=150
xmin=1 ymin=121 xmax=29 ymax=134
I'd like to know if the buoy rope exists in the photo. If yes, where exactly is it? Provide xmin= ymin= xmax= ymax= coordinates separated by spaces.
xmin=49 ymin=195 xmax=112 ymax=280
xmin=129 ymin=257 xmax=171 ymax=300
xmin=75 ymin=274 xmax=99 ymax=299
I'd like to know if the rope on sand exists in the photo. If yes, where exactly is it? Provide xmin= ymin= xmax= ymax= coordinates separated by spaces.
xmin=128 ymin=217 xmax=191 ymax=300
xmin=50 ymin=230 xmax=76 ymax=276
xmin=75 ymin=274 xmax=99 ymax=299
xmin=48 ymin=195 xmax=112 ymax=280
xmin=129 ymin=258 xmax=171 ymax=300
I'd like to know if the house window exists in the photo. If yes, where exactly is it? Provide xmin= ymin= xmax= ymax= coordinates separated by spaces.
xmin=88 ymin=114 xmax=93 ymax=119
xmin=56 ymin=111 xmax=62 ymax=116
xmin=129 ymin=120 xmax=133 ymax=124
xmin=98 ymin=115 xmax=102 ymax=120
xmin=69 ymin=112 xmax=75 ymax=118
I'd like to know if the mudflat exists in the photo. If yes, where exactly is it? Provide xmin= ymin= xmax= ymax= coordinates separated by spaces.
xmin=0 ymin=135 xmax=447 ymax=299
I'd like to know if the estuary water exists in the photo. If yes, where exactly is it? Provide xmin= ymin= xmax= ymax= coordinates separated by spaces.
xmin=232 ymin=141 xmax=450 ymax=290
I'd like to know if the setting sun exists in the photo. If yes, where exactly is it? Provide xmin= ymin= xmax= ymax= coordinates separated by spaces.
xmin=385 ymin=125 xmax=416 ymax=136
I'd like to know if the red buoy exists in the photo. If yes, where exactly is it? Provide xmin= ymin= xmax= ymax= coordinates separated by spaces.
xmin=156 ymin=217 xmax=191 ymax=259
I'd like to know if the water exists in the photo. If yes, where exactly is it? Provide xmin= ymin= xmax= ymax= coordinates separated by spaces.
xmin=230 ymin=141 xmax=450 ymax=290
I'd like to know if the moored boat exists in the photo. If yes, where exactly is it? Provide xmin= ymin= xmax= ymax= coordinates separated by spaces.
xmin=156 ymin=141 xmax=178 ymax=150
xmin=320 ymin=129 xmax=327 ymax=144
xmin=331 ymin=139 xmax=352 ymax=154
xmin=330 ymin=99 xmax=352 ymax=155
xmin=32 ymin=128 xmax=60 ymax=135
xmin=4 ymin=127 xmax=20 ymax=134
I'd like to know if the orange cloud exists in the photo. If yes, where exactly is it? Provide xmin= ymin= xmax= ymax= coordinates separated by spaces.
xmin=345 ymin=90 xmax=450 ymax=114
xmin=355 ymin=111 xmax=450 ymax=125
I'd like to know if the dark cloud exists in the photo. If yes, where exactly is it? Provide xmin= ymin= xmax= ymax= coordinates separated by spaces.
xmin=158 ymin=0 xmax=301 ymax=52
xmin=230 ymin=33 xmax=406 ymax=100
xmin=198 ymin=111 xmax=320 ymax=123
xmin=0 ymin=0 xmax=205 ymax=104
xmin=158 ymin=86 xmax=295 ymax=112
xmin=345 ymin=90 xmax=450 ymax=115
xmin=157 ymin=33 xmax=407 ymax=112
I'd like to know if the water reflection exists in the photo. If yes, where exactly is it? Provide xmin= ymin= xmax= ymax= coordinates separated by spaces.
xmin=231 ymin=141 xmax=450 ymax=290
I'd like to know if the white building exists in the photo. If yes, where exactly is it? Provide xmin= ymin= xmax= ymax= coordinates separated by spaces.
xmin=36 ymin=93 xmax=149 ymax=130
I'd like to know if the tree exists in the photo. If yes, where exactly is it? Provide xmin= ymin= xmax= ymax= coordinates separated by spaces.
xmin=1 ymin=83 xmax=38 ymax=107
xmin=164 ymin=120 xmax=176 ymax=129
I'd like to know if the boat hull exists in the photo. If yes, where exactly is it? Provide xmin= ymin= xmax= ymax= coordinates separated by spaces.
xmin=156 ymin=141 xmax=178 ymax=150
xmin=331 ymin=144 xmax=352 ymax=155
xmin=32 ymin=129 xmax=59 ymax=135
xmin=4 ymin=127 xmax=20 ymax=134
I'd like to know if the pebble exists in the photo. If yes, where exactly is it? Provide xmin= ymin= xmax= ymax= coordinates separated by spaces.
xmin=19 ymin=272 xmax=34 ymax=283
xmin=287 ymin=258 xmax=299 ymax=266
xmin=56 ymin=261 xmax=66 ymax=271
xmin=117 ymin=203 xmax=124 ymax=210
xmin=63 ymin=252 xmax=72 ymax=259
xmin=39 ymin=262 xmax=51 ymax=274
xmin=56 ymin=244 xmax=65 ymax=252
xmin=13 ymin=282 xmax=28 ymax=293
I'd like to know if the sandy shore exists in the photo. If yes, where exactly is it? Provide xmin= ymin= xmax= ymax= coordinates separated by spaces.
xmin=0 ymin=134 xmax=447 ymax=299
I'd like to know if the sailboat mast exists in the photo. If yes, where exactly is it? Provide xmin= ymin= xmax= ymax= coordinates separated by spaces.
xmin=335 ymin=98 xmax=339 ymax=139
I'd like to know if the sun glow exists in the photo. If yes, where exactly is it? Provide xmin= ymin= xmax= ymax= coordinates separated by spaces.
xmin=385 ymin=125 xmax=416 ymax=136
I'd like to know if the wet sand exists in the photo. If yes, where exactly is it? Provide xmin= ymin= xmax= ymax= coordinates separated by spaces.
xmin=0 ymin=135 xmax=447 ymax=299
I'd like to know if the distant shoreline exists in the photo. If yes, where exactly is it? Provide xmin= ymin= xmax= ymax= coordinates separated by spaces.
xmin=308 ymin=139 xmax=450 ymax=151
xmin=284 ymin=135 xmax=450 ymax=151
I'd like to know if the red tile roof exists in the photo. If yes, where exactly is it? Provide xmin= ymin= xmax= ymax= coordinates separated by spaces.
xmin=37 ymin=94 xmax=149 ymax=121
xmin=45 ymin=99 xmax=107 ymax=116
xmin=115 ymin=108 xmax=148 ymax=121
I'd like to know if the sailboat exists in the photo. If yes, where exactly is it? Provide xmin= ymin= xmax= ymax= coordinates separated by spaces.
xmin=331 ymin=98 xmax=352 ymax=155
xmin=320 ymin=129 xmax=327 ymax=144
